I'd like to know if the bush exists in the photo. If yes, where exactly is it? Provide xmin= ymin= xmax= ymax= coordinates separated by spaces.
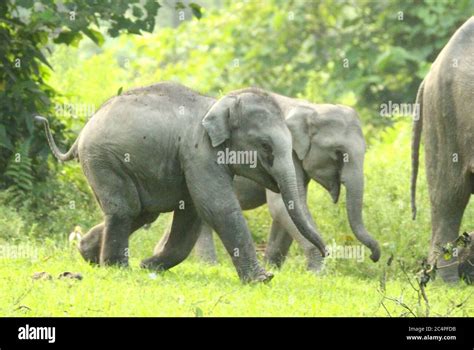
xmin=0 ymin=161 xmax=101 ymax=243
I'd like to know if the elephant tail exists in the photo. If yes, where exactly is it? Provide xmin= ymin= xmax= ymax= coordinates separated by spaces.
xmin=411 ymin=80 xmax=424 ymax=220
xmin=34 ymin=115 xmax=78 ymax=162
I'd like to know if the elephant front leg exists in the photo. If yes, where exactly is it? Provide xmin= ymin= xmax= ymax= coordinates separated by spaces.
xmin=210 ymin=209 xmax=273 ymax=283
xmin=185 ymin=163 xmax=272 ymax=283
xmin=194 ymin=224 xmax=218 ymax=264
xmin=191 ymin=194 xmax=272 ymax=282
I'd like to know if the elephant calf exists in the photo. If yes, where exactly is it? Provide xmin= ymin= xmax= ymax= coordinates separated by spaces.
xmin=191 ymin=92 xmax=380 ymax=272
xmin=36 ymin=82 xmax=327 ymax=283
xmin=412 ymin=17 xmax=474 ymax=283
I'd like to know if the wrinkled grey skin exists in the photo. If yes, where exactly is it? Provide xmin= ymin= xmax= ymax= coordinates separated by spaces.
xmin=36 ymin=82 xmax=328 ymax=283
xmin=186 ymin=92 xmax=380 ymax=271
xmin=412 ymin=17 xmax=474 ymax=284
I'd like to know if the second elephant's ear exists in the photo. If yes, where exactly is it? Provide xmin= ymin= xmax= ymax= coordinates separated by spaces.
xmin=202 ymin=95 xmax=239 ymax=147
xmin=286 ymin=106 xmax=315 ymax=160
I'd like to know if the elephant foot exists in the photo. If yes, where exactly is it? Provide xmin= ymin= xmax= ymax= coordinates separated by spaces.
xmin=140 ymin=256 xmax=169 ymax=271
xmin=242 ymin=268 xmax=274 ymax=284
xmin=307 ymin=261 xmax=324 ymax=274
xmin=435 ymin=258 xmax=460 ymax=284
xmin=78 ymin=225 xmax=103 ymax=265
xmin=305 ymin=248 xmax=325 ymax=274
xmin=78 ymin=239 xmax=100 ymax=265
xmin=264 ymin=249 xmax=288 ymax=269
xmin=265 ymin=258 xmax=284 ymax=269
xmin=100 ymin=257 xmax=129 ymax=268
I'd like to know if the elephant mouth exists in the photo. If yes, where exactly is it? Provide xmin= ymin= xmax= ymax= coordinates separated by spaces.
xmin=313 ymin=177 xmax=340 ymax=204
xmin=267 ymin=176 xmax=280 ymax=193
xmin=243 ymin=169 xmax=280 ymax=194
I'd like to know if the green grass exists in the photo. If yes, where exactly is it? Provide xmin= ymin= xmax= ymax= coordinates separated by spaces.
xmin=0 ymin=219 xmax=472 ymax=317
xmin=0 ymin=121 xmax=472 ymax=317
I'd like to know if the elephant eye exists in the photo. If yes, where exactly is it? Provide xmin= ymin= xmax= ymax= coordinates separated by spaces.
xmin=260 ymin=142 xmax=274 ymax=167
xmin=261 ymin=142 xmax=273 ymax=154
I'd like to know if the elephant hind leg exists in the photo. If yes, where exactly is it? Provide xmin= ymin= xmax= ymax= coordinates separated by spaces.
xmin=79 ymin=222 xmax=104 ymax=264
xmin=100 ymin=214 xmax=134 ymax=266
xmin=79 ymin=212 xmax=159 ymax=266
xmin=429 ymin=181 xmax=471 ymax=283
xmin=141 ymin=203 xmax=203 ymax=271
xmin=84 ymin=164 xmax=142 ymax=266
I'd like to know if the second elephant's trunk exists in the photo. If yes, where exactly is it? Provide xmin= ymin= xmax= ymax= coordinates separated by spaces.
xmin=342 ymin=156 xmax=381 ymax=262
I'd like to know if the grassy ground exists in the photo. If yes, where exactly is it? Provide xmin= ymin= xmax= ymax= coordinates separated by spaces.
xmin=0 ymin=122 xmax=472 ymax=317
xmin=0 ymin=217 xmax=472 ymax=317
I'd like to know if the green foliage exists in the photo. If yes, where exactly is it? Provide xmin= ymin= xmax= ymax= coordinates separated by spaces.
xmin=0 ymin=193 xmax=30 ymax=243
xmin=0 ymin=0 xmax=202 ymax=188
xmin=45 ymin=0 xmax=473 ymax=132
xmin=4 ymin=141 xmax=34 ymax=205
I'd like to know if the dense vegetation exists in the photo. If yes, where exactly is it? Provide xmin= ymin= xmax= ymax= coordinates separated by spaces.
xmin=0 ymin=1 xmax=472 ymax=316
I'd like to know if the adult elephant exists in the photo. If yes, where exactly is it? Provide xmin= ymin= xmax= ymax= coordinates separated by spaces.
xmin=411 ymin=17 xmax=474 ymax=283
xmin=184 ymin=92 xmax=380 ymax=272
xmin=36 ymin=82 xmax=327 ymax=283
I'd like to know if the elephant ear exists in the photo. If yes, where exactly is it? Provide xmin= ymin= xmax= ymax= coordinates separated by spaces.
xmin=202 ymin=95 xmax=239 ymax=147
xmin=286 ymin=106 xmax=315 ymax=160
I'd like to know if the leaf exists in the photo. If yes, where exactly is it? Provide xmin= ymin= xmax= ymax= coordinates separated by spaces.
xmin=175 ymin=2 xmax=186 ymax=10
xmin=117 ymin=87 xmax=123 ymax=96
xmin=33 ymin=49 xmax=53 ymax=70
xmin=194 ymin=307 xmax=203 ymax=317
xmin=82 ymin=28 xmax=105 ymax=46
xmin=54 ymin=30 xmax=83 ymax=47
xmin=132 ymin=5 xmax=144 ymax=18
xmin=0 ymin=124 xmax=13 ymax=150
xmin=443 ymin=252 xmax=452 ymax=261
xmin=189 ymin=3 xmax=202 ymax=19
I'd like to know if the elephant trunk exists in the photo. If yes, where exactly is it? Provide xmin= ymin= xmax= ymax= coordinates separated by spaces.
xmin=275 ymin=167 xmax=327 ymax=257
xmin=342 ymin=159 xmax=381 ymax=262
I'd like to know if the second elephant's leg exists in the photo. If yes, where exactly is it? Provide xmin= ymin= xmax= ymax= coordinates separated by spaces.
xmin=267 ymin=191 xmax=324 ymax=273
xmin=265 ymin=221 xmax=293 ymax=268
xmin=194 ymin=224 xmax=218 ymax=264
xmin=285 ymin=219 xmax=325 ymax=273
